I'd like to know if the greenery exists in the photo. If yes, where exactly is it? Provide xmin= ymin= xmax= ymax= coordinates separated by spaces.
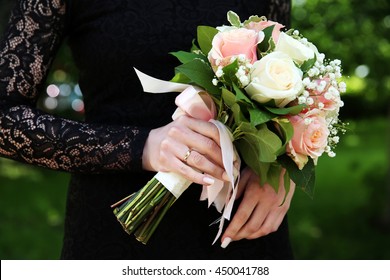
xmin=0 ymin=0 xmax=389 ymax=259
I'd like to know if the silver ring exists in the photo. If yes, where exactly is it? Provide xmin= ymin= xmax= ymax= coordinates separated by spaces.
xmin=183 ymin=149 xmax=192 ymax=162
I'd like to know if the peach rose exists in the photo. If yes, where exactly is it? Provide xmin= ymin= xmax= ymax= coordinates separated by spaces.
xmin=208 ymin=28 xmax=262 ymax=67
xmin=286 ymin=109 xmax=329 ymax=169
xmin=246 ymin=20 xmax=284 ymax=42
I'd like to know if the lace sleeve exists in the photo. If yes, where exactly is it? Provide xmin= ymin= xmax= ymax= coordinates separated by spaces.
xmin=0 ymin=0 xmax=150 ymax=173
xmin=267 ymin=0 xmax=291 ymax=28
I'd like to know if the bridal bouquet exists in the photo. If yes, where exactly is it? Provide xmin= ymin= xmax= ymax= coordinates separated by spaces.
xmin=111 ymin=11 xmax=347 ymax=244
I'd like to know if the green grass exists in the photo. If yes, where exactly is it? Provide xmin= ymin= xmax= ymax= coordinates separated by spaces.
xmin=0 ymin=162 xmax=68 ymax=259
xmin=0 ymin=117 xmax=389 ymax=259
xmin=289 ymin=117 xmax=390 ymax=259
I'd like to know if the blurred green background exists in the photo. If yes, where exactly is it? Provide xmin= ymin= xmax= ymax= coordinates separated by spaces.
xmin=0 ymin=0 xmax=389 ymax=259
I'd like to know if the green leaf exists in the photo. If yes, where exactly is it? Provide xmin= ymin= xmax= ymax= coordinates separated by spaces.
xmin=267 ymin=164 xmax=283 ymax=192
xmin=175 ymin=59 xmax=220 ymax=97
xmin=233 ymin=83 xmax=253 ymax=105
xmin=272 ymin=118 xmax=294 ymax=155
xmin=273 ymin=117 xmax=294 ymax=141
xmin=248 ymin=108 xmax=274 ymax=126
xmin=190 ymin=39 xmax=201 ymax=52
xmin=236 ymin=122 xmax=282 ymax=163
xmin=170 ymin=51 xmax=206 ymax=64
xmin=197 ymin=26 xmax=218 ymax=56
xmin=227 ymin=11 xmax=242 ymax=27
xmin=265 ymin=104 xmax=306 ymax=115
xmin=222 ymin=60 xmax=240 ymax=86
xmin=221 ymin=88 xmax=236 ymax=107
xmin=170 ymin=72 xmax=191 ymax=84
xmin=279 ymin=155 xmax=315 ymax=198
xmin=300 ymin=54 xmax=317 ymax=72
xmin=257 ymin=25 xmax=275 ymax=53
xmin=235 ymin=126 xmax=271 ymax=181
xmin=231 ymin=103 xmax=248 ymax=125
xmin=243 ymin=15 xmax=267 ymax=26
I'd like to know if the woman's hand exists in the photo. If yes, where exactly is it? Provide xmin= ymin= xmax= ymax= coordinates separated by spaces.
xmin=221 ymin=167 xmax=295 ymax=248
xmin=142 ymin=115 xmax=228 ymax=185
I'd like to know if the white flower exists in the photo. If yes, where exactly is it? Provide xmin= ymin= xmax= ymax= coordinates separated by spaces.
xmin=328 ymin=73 xmax=336 ymax=80
xmin=308 ymin=67 xmax=320 ymax=77
xmin=216 ymin=67 xmax=224 ymax=78
xmin=245 ymin=51 xmax=303 ymax=107
xmin=324 ymin=91 xmax=332 ymax=100
xmin=275 ymin=32 xmax=315 ymax=65
xmin=339 ymin=82 xmax=347 ymax=93
xmin=298 ymin=96 xmax=307 ymax=104
xmin=239 ymin=76 xmax=250 ymax=87
xmin=328 ymin=151 xmax=336 ymax=157
xmin=302 ymin=77 xmax=311 ymax=87
xmin=317 ymin=53 xmax=325 ymax=63
xmin=306 ymin=97 xmax=314 ymax=105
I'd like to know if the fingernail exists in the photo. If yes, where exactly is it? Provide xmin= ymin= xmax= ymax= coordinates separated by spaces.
xmin=222 ymin=172 xmax=230 ymax=182
xmin=203 ymin=177 xmax=215 ymax=185
xmin=221 ymin=237 xmax=231 ymax=249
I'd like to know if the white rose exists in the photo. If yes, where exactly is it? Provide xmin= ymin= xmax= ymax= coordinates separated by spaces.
xmin=275 ymin=32 xmax=315 ymax=65
xmin=245 ymin=51 xmax=303 ymax=107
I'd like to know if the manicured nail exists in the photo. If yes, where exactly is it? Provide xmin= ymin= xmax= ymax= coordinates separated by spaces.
xmin=203 ymin=177 xmax=215 ymax=185
xmin=221 ymin=237 xmax=231 ymax=249
xmin=222 ymin=172 xmax=230 ymax=182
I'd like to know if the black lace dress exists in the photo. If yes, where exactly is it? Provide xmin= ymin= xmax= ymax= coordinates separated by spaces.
xmin=0 ymin=0 xmax=293 ymax=259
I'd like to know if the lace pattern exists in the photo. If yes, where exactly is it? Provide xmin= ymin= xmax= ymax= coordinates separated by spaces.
xmin=0 ymin=0 xmax=149 ymax=173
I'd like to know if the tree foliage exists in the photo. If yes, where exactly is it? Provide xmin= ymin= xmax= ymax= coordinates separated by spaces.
xmin=292 ymin=0 xmax=390 ymax=118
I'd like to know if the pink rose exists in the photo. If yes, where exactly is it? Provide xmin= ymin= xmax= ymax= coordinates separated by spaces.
xmin=173 ymin=87 xmax=217 ymax=121
xmin=246 ymin=20 xmax=284 ymax=43
xmin=286 ymin=109 xmax=329 ymax=169
xmin=208 ymin=28 xmax=261 ymax=68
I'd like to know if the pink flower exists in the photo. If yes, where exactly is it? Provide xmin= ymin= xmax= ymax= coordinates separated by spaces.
xmin=246 ymin=20 xmax=284 ymax=43
xmin=308 ymin=78 xmax=341 ymax=112
xmin=173 ymin=87 xmax=217 ymax=121
xmin=208 ymin=28 xmax=261 ymax=68
xmin=286 ymin=109 xmax=330 ymax=169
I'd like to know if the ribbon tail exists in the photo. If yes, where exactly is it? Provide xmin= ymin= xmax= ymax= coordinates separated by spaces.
xmin=134 ymin=68 xmax=189 ymax=93
xmin=212 ymin=217 xmax=226 ymax=245
xmin=204 ymin=120 xmax=241 ymax=243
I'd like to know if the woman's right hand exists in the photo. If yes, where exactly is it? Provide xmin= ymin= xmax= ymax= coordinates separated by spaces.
xmin=142 ymin=115 xmax=228 ymax=185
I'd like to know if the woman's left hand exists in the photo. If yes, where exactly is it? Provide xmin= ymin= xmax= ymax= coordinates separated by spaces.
xmin=220 ymin=167 xmax=295 ymax=248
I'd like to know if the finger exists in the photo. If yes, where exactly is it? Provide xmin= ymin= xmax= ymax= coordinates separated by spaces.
xmin=175 ymin=117 xmax=223 ymax=167
xmin=246 ymin=208 xmax=284 ymax=240
xmin=183 ymin=149 xmax=227 ymax=181
xmin=221 ymin=188 xmax=260 ymax=241
xmin=164 ymin=139 xmax=227 ymax=182
xmin=246 ymin=183 xmax=296 ymax=240
xmin=179 ymin=116 xmax=221 ymax=146
xmin=232 ymin=201 xmax=272 ymax=241
xmin=235 ymin=167 xmax=252 ymax=200
xmin=163 ymin=157 xmax=215 ymax=186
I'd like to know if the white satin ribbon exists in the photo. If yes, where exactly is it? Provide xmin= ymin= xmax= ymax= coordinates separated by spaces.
xmin=134 ymin=68 xmax=240 ymax=243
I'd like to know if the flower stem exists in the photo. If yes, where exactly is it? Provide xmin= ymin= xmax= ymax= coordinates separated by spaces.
xmin=135 ymin=191 xmax=176 ymax=244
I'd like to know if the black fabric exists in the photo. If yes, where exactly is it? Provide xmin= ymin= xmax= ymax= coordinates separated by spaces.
xmin=0 ymin=0 xmax=293 ymax=259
